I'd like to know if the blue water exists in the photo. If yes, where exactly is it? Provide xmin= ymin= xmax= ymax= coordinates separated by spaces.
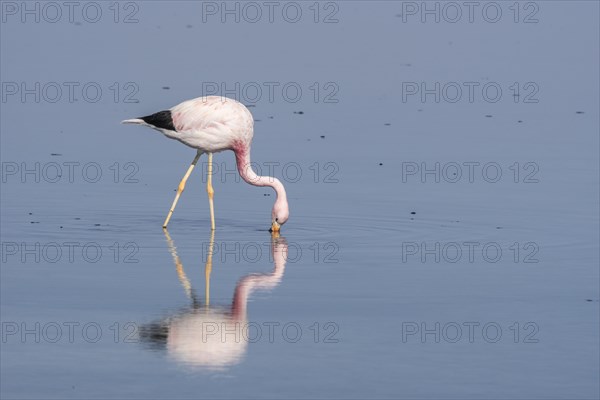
xmin=1 ymin=1 xmax=598 ymax=398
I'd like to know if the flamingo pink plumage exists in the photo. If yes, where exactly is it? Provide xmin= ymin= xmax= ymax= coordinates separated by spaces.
xmin=122 ymin=96 xmax=289 ymax=232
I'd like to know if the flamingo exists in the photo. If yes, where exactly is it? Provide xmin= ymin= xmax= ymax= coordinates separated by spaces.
xmin=122 ymin=96 xmax=289 ymax=232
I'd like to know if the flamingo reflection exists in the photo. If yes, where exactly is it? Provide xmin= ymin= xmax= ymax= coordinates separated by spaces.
xmin=139 ymin=230 xmax=288 ymax=370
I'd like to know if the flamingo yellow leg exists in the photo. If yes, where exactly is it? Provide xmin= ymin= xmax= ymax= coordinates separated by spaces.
xmin=205 ymin=229 xmax=215 ymax=307
xmin=162 ymin=150 xmax=202 ymax=228
xmin=207 ymin=152 xmax=216 ymax=231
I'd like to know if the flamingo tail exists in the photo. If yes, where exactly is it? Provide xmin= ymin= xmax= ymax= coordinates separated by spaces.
xmin=121 ymin=118 xmax=146 ymax=125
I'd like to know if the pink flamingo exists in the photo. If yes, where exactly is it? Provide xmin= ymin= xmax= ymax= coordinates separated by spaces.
xmin=122 ymin=96 xmax=289 ymax=232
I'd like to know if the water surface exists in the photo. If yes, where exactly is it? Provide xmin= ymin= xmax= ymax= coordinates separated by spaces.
xmin=1 ymin=2 xmax=599 ymax=398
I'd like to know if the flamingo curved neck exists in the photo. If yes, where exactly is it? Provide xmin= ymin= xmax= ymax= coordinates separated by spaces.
xmin=234 ymin=146 xmax=287 ymax=202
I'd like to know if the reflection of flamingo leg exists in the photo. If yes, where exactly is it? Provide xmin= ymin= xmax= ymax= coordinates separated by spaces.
xmin=164 ymin=228 xmax=195 ymax=303
xmin=163 ymin=228 xmax=216 ymax=308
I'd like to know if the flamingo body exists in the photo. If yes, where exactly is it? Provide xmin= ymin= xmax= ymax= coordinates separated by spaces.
xmin=123 ymin=96 xmax=254 ymax=153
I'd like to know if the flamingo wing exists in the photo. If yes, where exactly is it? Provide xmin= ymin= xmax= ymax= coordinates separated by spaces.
xmin=140 ymin=110 xmax=177 ymax=131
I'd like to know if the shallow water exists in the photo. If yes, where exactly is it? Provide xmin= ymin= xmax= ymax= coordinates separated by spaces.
xmin=1 ymin=1 xmax=599 ymax=399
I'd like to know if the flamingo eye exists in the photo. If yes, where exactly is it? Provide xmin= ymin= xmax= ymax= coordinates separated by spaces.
xmin=275 ymin=218 xmax=279 ymax=222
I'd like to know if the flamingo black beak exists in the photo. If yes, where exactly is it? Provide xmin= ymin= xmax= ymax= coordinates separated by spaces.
xmin=269 ymin=221 xmax=281 ymax=233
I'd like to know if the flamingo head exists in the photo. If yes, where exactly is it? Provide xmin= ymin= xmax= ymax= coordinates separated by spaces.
xmin=270 ymin=199 xmax=289 ymax=233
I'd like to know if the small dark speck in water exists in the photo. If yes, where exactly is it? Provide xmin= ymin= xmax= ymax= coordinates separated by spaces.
xmin=576 ymin=111 xmax=584 ymax=114
xmin=162 ymin=86 xmax=170 ymax=90
xmin=410 ymin=211 xmax=416 ymax=215
xmin=254 ymin=119 xmax=262 ymax=122
xmin=74 ymin=217 xmax=81 ymax=220
xmin=294 ymin=111 xmax=304 ymax=114
xmin=485 ymin=115 xmax=493 ymax=118
xmin=74 ymin=22 xmax=82 ymax=26
xmin=30 ymin=221 xmax=39 ymax=224
xmin=50 ymin=153 xmax=62 ymax=156
xmin=379 ymin=163 xmax=383 ymax=166
xmin=60 ymin=226 xmax=63 ymax=229
xmin=94 ymin=224 xmax=101 ymax=226
xmin=28 ymin=212 xmax=33 ymax=215
xmin=384 ymin=123 xmax=391 ymax=126
xmin=585 ymin=299 xmax=594 ymax=302
xmin=417 ymin=109 xmax=423 ymax=112
xmin=518 ymin=120 xmax=523 ymax=123
xmin=410 ymin=217 xmax=414 ymax=221
xmin=263 ymin=193 xmax=271 ymax=196
xmin=246 ymin=105 xmax=256 ymax=108
xmin=320 ymin=135 xmax=325 ymax=139
xmin=186 ymin=24 xmax=192 ymax=28
xmin=496 ymin=226 xmax=503 ymax=229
